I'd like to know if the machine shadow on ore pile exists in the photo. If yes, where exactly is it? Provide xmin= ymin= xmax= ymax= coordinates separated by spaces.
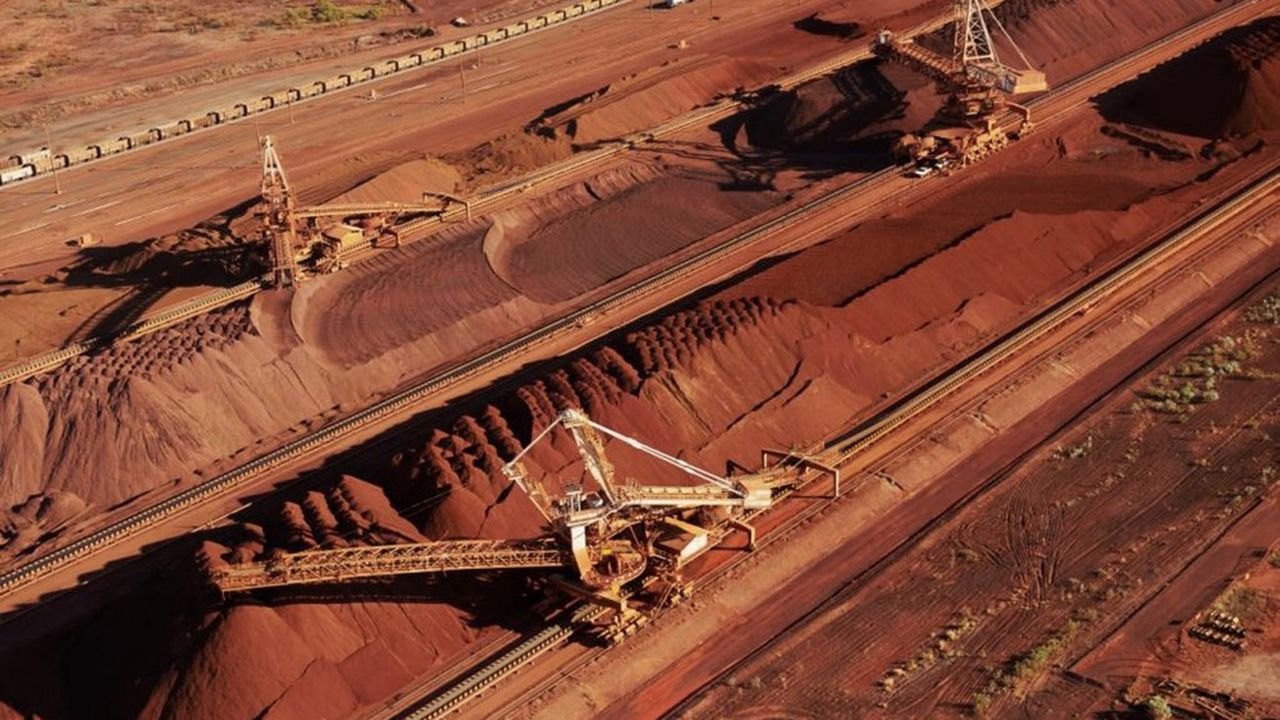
xmin=1096 ymin=17 xmax=1280 ymax=141
xmin=708 ymin=63 xmax=913 ymax=179
xmin=217 ymin=568 xmax=547 ymax=634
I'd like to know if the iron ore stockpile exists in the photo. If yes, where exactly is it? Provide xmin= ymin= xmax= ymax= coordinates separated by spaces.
xmin=1 ymin=0 xmax=1279 ymax=718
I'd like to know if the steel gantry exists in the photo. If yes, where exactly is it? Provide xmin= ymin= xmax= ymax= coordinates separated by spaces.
xmin=256 ymin=136 xmax=450 ymax=286
xmin=260 ymin=137 xmax=300 ymax=287
xmin=875 ymin=0 xmax=1047 ymax=120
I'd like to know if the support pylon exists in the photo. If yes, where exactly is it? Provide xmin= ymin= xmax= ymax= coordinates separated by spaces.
xmin=260 ymin=136 xmax=300 ymax=287
xmin=952 ymin=0 xmax=1047 ymax=95
xmin=954 ymin=0 xmax=999 ymax=70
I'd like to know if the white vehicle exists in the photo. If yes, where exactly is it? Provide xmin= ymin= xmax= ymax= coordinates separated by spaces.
xmin=664 ymin=0 xmax=688 ymax=7
xmin=910 ymin=163 xmax=936 ymax=178
xmin=0 ymin=164 xmax=35 ymax=185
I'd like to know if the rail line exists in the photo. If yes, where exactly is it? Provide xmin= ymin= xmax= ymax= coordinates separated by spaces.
xmin=367 ymin=631 xmax=534 ymax=720
xmin=426 ymin=165 xmax=1279 ymax=720
xmin=396 ymin=605 xmax=607 ymax=720
xmin=825 ymin=195 xmax=1279 ymax=468
xmin=0 ymin=280 xmax=265 ymax=386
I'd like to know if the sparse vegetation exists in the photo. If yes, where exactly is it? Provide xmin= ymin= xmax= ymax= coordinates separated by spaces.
xmin=1263 ymin=466 xmax=1278 ymax=485
xmin=277 ymin=0 xmax=386 ymax=26
xmin=881 ymin=611 xmax=978 ymax=694
xmin=1007 ymin=634 xmax=1063 ymax=679
xmin=971 ymin=691 xmax=992 ymax=717
xmin=313 ymin=0 xmax=344 ymax=22
xmin=9 ymin=50 xmax=80 ymax=84
xmin=1052 ymin=434 xmax=1093 ymax=461
xmin=0 ymin=41 xmax=31 ymax=60
xmin=1214 ymin=586 xmax=1266 ymax=621
xmin=970 ymin=618 xmax=1092 ymax=712
xmin=1073 ymin=607 xmax=1100 ymax=623
xmin=1245 ymin=293 xmax=1280 ymax=325
xmin=1136 ymin=333 xmax=1263 ymax=415
xmin=119 ymin=0 xmax=171 ymax=17
xmin=18 ymin=0 xmax=72 ymax=18
xmin=1143 ymin=694 xmax=1173 ymax=720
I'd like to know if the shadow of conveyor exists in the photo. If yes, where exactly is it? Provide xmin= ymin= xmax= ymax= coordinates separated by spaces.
xmin=219 ymin=570 xmax=548 ymax=636
xmin=3 ymin=195 xmax=267 ymax=346
xmin=66 ymin=283 xmax=170 ymax=344
xmin=60 ymin=241 xmax=264 ymax=342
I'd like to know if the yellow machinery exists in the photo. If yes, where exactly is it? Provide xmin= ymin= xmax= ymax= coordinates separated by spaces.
xmin=258 ymin=136 xmax=449 ymax=286
xmin=207 ymin=409 xmax=838 ymax=622
xmin=875 ymin=0 xmax=1048 ymax=166
xmin=260 ymin=137 xmax=300 ymax=287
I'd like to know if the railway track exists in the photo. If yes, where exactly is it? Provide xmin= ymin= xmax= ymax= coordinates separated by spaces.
xmin=394 ymin=605 xmax=608 ymax=720
xmin=430 ymin=164 xmax=1279 ymax=720
xmin=0 ymin=279 xmax=264 ymax=387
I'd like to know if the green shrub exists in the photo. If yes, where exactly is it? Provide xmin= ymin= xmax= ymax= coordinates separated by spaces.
xmin=1143 ymin=695 xmax=1172 ymax=720
xmin=313 ymin=0 xmax=343 ymax=22
xmin=972 ymin=692 xmax=991 ymax=717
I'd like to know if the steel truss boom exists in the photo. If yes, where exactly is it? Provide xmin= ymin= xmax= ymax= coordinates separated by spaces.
xmin=293 ymin=202 xmax=444 ymax=219
xmin=212 ymin=409 xmax=828 ymax=595
xmin=256 ymin=136 xmax=447 ymax=287
xmin=210 ymin=538 xmax=566 ymax=592
xmin=956 ymin=0 xmax=998 ymax=67
xmin=260 ymin=137 xmax=300 ymax=287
